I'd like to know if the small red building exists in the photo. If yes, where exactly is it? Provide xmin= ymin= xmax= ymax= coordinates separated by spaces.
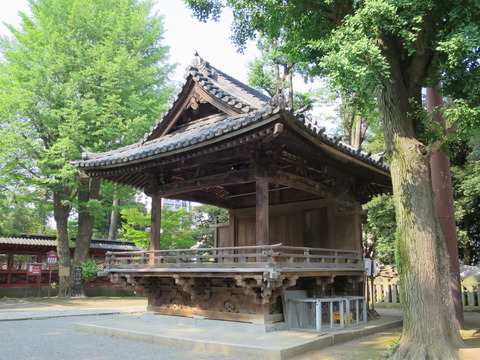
xmin=0 ymin=233 xmax=143 ymax=297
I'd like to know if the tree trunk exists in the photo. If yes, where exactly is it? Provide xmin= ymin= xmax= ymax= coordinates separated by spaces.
xmin=37 ymin=187 xmax=49 ymax=233
xmin=108 ymin=197 xmax=120 ymax=240
xmin=463 ymin=217 xmax=471 ymax=265
xmin=53 ymin=189 xmax=71 ymax=298
xmin=378 ymin=75 xmax=465 ymax=359
xmin=287 ymin=70 xmax=293 ymax=108
xmin=351 ymin=115 xmax=363 ymax=149
xmin=70 ymin=178 xmax=101 ymax=296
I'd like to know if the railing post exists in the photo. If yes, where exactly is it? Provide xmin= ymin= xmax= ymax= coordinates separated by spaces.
xmin=303 ymin=249 xmax=310 ymax=263
xmin=105 ymin=252 xmax=112 ymax=268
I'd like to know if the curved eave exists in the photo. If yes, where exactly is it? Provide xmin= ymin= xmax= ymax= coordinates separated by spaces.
xmin=281 ymin=112 xmax=390 ymax=179
xmin=76 ymin=110 xmax=282 ymax=173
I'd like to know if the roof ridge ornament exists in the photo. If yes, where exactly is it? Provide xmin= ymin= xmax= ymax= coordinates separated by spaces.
xmin=268 ymin=92 xmax=287 ymax=110
xmin=192 ymin=50 xmax=214 ymax=78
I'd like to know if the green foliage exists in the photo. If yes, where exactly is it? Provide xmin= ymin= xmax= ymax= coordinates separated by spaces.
xmin=384 ymin=339 xmax=400 ymax=358
xmin=81 ymin=257 xmax=100 ymax=283
xmin=451 ymin=135 xmax=480 ymax=265
xmin=119 ymin=207 xmax=150 ymax=248
xmin=0 ymin=0 xmax=175 ymax=228
xmin=120 ymin=204 xmax=228 ymax=250
xmin=92 ymin=183 xmax=138 ymax=238
xmin=0 ymin=187 xmax=54 ymax=236
xmin=247 ymin=57 xmax=277 ymax=97
xmin=160 ymin=207 xmax=196 ymax=249
xmin=185 ymin=0 xmax=480 ymax=130
xmin=246 ymin=34 xmax=314 ymax=110
xmin=190 ymin=204 xmax=229 ymax=248
xmin=362 ymin=194 xmax=396 ymax=264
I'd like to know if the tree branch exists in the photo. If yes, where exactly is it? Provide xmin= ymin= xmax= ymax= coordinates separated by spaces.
xmin=426 ymin=118 xmax=461 ymax=158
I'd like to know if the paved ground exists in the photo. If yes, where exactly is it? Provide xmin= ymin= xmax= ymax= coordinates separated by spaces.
xmin=1 ymin=314 xmax=253 ymax=360
xmin=0 ymin=298 xmax=254 ymax=360
xmin=0 ymin=298 xmax=478 ymax=360
xmin=0 ymin=297 xmax=147 ymax=320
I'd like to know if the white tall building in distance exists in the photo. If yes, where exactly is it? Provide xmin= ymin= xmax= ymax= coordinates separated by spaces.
xmin=135 ymin=193 xmax=194 ymax=212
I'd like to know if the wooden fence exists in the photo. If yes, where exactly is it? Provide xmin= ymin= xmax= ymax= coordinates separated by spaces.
xmin=371 ymin=265 xmax=480 ymax=309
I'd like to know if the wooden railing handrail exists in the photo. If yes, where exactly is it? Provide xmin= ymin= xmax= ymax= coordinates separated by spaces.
xmin=105 ymin=243 xmax=285 ymax=256
xmin=105 ymin=244 xmax=359 ymax=257
xmin=103 ymin=244 xmax=363 ymax=272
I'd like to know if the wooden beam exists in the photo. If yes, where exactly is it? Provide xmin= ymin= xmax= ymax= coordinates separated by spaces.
xmin=256 ymin=178 xmax=269 ymax=246
xmin=267 ymin=170 xmax=332 ymax=198
xmin=150 ymin=194 xmax=162 ymax=252
xmin=167 ymin=191 xmax=234 ymax=209
xmin=158 ymin=169 xmax=253 ymax=197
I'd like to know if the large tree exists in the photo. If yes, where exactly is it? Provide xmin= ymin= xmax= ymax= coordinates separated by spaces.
xmin=184 ymin=0 xmax=480 ymax=358
xmin=0 ymin=0 xmax=174 ymax=296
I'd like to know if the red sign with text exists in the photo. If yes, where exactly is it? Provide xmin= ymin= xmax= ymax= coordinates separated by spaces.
xmin=47 ymin=251 xmax=58 ymax=268
xmin=27 ymin=263 xmax=42 ymax=275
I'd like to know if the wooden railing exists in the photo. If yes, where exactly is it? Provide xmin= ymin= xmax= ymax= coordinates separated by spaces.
xmin=103 ymin=244 xmax=363 ymax=272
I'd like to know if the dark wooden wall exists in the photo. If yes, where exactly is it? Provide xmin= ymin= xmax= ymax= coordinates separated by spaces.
xmin=219 ymin=199 xmax=361 ymax=250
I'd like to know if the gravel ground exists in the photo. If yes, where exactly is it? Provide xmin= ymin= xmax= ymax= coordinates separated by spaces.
xmin=0 ymin=314 xmax=257 ymax=360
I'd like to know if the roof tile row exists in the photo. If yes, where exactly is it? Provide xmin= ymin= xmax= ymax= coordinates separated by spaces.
xmin=0 ymin=237 xmax=142 ymax=251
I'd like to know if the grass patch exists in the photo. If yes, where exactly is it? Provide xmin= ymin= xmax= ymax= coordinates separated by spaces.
xmin=461 ymin=328 xmax=480 ymax=348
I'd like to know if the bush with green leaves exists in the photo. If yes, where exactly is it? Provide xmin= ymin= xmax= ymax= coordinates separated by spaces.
xmin=81 ymin=258 xmax=100 ymax=283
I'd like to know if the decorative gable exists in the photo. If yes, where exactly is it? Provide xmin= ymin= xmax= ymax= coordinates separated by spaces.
xmin=145 ymin=52 xmax=269 ymax=141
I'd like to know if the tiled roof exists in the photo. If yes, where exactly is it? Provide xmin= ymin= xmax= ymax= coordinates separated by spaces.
xmin=187 ymin=54 xmax=269 ymax=111
xmin=294 ymin=115 xmax=390 ymax=172
xmin=76 ymin=107 xmax=389 ymax=173
xmin=0 ymin=237 xmax=57 ymax=247
xmin=0 ymin=236 xmax=143 ymax=251
xmin=76 ymin=108 xmax=274 ymax=168
xmin=90 ymin=239 xmax=144 ymax=251
xmin=142 ymin=52 xmax=269 ymax=142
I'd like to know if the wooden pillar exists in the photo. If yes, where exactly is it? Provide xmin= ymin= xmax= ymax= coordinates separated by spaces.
xmin=353 ymin=202 xmax=362 ymax=252
xmin=427 ymin=84 xmax=464 ymax=328
xmin=256 ymin=178 xmax=269 ymax=246
xmin=150 ymin=194 xmax=162 ymax=252
xmin=326 ymin=202 xmax=336 ymax=249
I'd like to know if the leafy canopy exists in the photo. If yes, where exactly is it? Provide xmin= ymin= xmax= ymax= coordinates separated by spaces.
xmin=185 ymin=0 xmax=480 ymax=127
xmin=0 ymin=0 xmax=175 ymax=193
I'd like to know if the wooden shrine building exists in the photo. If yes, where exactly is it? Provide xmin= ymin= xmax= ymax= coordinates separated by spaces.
xmin=74 ymin=53 xmax=391 ymax=330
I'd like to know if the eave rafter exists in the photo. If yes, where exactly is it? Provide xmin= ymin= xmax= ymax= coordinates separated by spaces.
xmin=273 ymin=131 xmax=390 ymax=188
xmin=156 ymin=169 xmax=253 ymax=198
